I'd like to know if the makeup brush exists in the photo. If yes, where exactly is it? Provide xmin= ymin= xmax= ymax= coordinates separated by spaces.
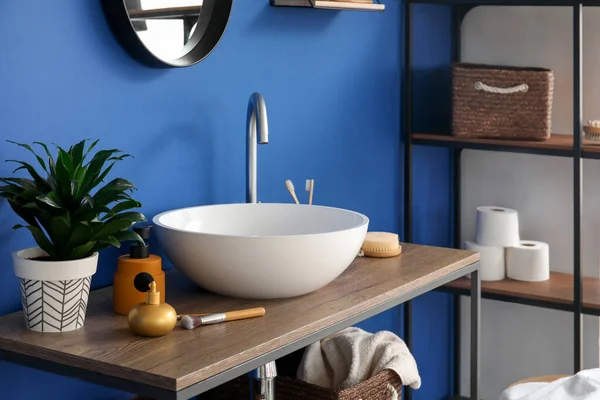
xmin=285 ymin=180 xmax=300 ymax=204
xmin=181 ymin=307 xmax=266 ymax=330
xmin=305 ymin=179 xmax=314 ymax=205
xmin=177 ymin=313 xmax=209 ymax=321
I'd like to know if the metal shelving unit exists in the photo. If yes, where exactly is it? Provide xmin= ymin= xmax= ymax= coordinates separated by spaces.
xmin=403 ymin=0 xmax=589 ymax=398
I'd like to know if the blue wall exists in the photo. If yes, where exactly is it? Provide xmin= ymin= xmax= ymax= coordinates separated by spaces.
xmin=0 ymin=1 xmax=453 ymax=399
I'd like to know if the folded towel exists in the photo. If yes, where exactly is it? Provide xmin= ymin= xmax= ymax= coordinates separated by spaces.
xmin=297 ymin=327 xmax=421 ymax=390
xmin=499 ymin=369 xmax=600 ymax=400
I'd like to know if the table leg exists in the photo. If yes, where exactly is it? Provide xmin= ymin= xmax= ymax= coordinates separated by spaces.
xmin=470 ymin=268 xmax=480 ymax=400
xmin=250 ymin=361 xmax=277 ymax=400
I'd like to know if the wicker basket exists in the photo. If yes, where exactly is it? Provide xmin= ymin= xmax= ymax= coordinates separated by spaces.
xmin=452 ymin=62 xmax=554 ymax=141
xmin=198 ymin=369 xmax=403 ymax=400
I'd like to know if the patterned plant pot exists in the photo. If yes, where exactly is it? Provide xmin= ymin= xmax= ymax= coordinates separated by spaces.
xmin=12 ymin=247 xmax=98 ymax=333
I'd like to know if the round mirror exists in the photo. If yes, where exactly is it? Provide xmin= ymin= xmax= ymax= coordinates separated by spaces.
xmin=102 ymin=0 xmax=233 ymax=68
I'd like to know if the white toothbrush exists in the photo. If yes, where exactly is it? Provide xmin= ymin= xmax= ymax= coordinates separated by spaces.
xmin=285 ymin=180 xmax=300 ymax=204
xmin=305 ymin=179 xmax=314 ymax=205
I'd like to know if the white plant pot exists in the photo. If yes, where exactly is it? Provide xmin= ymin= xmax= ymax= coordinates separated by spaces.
xmin=12 ymin=247 xmax=98 ymax=333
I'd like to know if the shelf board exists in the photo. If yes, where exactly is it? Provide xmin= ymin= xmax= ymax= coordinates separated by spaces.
xmin=439 ymin=272 xmax=600 ymax=315
xmin=412 ymin=133 xmax=600 ymax=159
xmin=128 ymin=6 xmax=202 ymax=20
xmin=270 ymin=0 xmax=385 ymax=11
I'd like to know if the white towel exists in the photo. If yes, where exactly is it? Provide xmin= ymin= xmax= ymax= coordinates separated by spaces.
xmin=499 ymin=369 xmax=600 ymax=400
xmin=297 ymin=327 xmax=421 ymax=390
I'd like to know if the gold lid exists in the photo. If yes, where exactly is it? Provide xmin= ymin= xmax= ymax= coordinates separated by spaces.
xmin=145 ymin=281 xmax=160 ymax=305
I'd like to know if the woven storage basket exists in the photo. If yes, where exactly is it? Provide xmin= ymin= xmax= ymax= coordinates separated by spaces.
xmin=198 ymin=369 xmax=402 ymax=400
xmin=452 ymin=62 xmax=554 ymax=141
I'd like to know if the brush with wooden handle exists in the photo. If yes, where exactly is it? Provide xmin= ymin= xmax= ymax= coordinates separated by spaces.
xmin=177 ymin=313 xmax=209 ymax=321
xmin=180 ymin=307 xmax=266 ymax=330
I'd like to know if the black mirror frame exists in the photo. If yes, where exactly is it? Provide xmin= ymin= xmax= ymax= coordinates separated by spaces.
xmin=102 ymin=0 xmax=233 ymax=68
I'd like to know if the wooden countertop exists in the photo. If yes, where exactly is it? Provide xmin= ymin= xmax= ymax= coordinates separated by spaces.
xmin=0 ymin=243 xmax=478 ymax=398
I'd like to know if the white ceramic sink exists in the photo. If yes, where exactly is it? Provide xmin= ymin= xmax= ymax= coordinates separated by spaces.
xmin=152 ymin=203 xmax=369 ymax=299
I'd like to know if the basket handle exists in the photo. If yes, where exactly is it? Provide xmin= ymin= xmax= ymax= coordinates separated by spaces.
xmin=474 ymin=81 xmax=529 ymax=94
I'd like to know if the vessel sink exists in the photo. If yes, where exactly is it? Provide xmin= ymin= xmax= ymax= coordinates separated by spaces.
xmin=153 ymin=203 xmax=369 ymax=299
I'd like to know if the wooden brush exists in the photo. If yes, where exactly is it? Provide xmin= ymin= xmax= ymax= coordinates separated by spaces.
xmin=177 ymin=313 xmax=209 ymax=321
xmin=584 ymin=121 xmax=600 ymax=142
xmin=305 ymin=179 xmax=314 ymax=205
xmin=285 ymin=180 xmax=300 ymax=204
xmin=361 ymin=232 xmax=402 ymax=258
xmin=181 ymin=307 xmax=266 ymax=330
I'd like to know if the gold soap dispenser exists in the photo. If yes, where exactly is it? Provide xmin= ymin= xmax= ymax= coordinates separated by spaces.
xmin=128 ymin=272 xmax=177 ymax=337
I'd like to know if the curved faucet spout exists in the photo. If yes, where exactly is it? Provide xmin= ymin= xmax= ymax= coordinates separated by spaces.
xmin=247 ymin=93 xmax=269 ymax=203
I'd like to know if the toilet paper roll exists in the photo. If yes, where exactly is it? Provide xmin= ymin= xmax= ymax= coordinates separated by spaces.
xmin=465 ymin=240 xmax=505 ymax=281
xmin=475 ymin=206 xmax=520 ymax=247
xmin=506 ymin=241 xmax=550 ymax=282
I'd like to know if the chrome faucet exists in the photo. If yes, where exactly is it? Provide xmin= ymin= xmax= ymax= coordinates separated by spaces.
xmin=246 ymin=92 xmax=277 ymax=400
xmin=246 ymin=92 xmax=269 ymax=203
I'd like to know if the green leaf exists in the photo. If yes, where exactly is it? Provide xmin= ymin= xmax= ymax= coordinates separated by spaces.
xmin=69 ymin=139 xmax=87 ymax=168
xmin=53 ymin=157 xmax=72 ymax=200
xmin=13 ymin=224 xmax=56 ymax=259
xmin=0 ymin=184 xmax=24 ymax=195
xmin=6 ymin=160 xmax=51 ymax=192
xmin=92 ymin=219 xmax=136 ymax=240
xmin=33 ymin=142 xmax=54 ymax=163
xmin=96 ymin=178 xmax=136 ymax=194
xmin=56 ymin=147 xmax=74 ymax=175
xmin=101 ymin=199 xmax=142 ymax=220
xmin=95 ymin=162 xmax=115 ymax=185
xmin=48 ymin=155 xmax=56 ymax=176
xmin=98 ymin=235 xmax=121 ymax=248
xmin=48 ymin=215 xmax=71 ymax=247
xmin=0 ymin=178 xmax=38 ymax=191
xmin=7 ymin=198 xmax=40 ymax=228
xmin=92 ymin=178 xmax=136 ymax=207
xmin=89 ymin=242 xmax=111 ymax=254
xmin=66 ymin=222 xmax=93 ymax=249
xmin=80 ymin=150 xmax=124 ymax=194
xmin=69 ymin=242 xmax=95 ymax=260
xmin=108 ymin=154 xmax=132 ymax=162
xmin=81 ymin=195 xmax=94 ymax=208
xmin=113 ymin=230 xmax=145 ymax=245
xmin=7 ymin=140 xmax=48 ymax=172
xmin=36 ymin=194 xmax=63 ymax=209
xmin=73 ymin=164 xmax=88 ymax=189
xmin=85 ymin=139 xmax=100 ymax=158
xmin=106 ymin=211 xmax=146 ymax=224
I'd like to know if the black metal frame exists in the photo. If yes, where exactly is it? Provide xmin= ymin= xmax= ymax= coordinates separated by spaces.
xmin=101 ymin=0 xmax=233 ymax=68
xmin=403 ymin=0 xmax=586 ymax=398
xmin=403 ymin=1 xmax=414 ymax=399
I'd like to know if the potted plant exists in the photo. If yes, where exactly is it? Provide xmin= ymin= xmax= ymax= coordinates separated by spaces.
xmin=0 ymin=139 xmax=146 ymax=332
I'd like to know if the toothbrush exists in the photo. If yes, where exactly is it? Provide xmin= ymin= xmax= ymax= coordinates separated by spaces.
xmin=286 ymin=180 xmax=300 ymax=204
xmin=305 ymin=179 xmax=314 ymax=205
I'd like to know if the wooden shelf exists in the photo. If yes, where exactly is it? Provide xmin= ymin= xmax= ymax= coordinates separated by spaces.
xmin=412 ymin=133 xmax=600 ymax=159
xmin=128 ymin=6 xmax=202 ymax=20
xmin=270 ymin=0 xmax=385 ymax=12
xmin=441 ymin=272 xmax=600 ymax=315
